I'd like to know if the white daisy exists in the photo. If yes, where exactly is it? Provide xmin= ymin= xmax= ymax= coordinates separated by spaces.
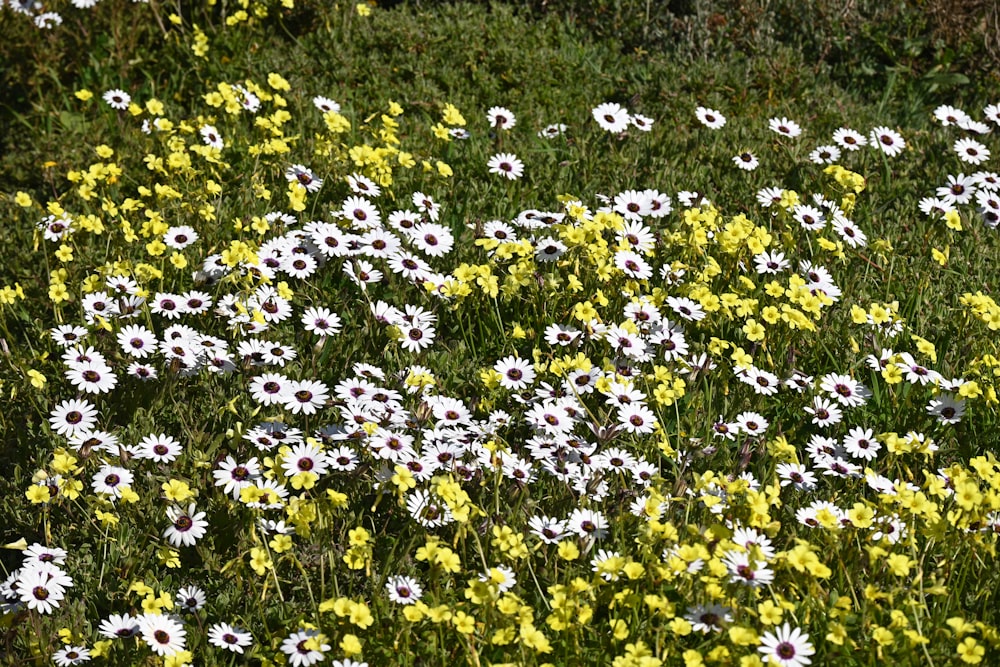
xmin=592 ymin=102 xmax=631 ymax=133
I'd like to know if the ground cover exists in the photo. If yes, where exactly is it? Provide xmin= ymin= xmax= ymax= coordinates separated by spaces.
xmin=1 ymin=1 xmax=1000 ymax=665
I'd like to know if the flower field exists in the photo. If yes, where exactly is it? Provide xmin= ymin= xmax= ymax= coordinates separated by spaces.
xmin=2 ymin=1 xmax=1000 ymax=666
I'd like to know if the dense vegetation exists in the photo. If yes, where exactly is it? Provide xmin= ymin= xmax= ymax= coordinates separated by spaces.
xmin=2 ymin=1 xmax=999 ymax=665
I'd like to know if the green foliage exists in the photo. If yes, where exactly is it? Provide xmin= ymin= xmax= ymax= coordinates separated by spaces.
xmin=1 ymin=1 xmax=999 ymax=666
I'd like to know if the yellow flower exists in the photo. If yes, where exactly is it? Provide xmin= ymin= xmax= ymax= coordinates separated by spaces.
xmin=158 ymin=548 xmax=181 ymax=568
xmin=778 ymin=190 xmax=799 ymax=209
xmin=957 ymin=637 xmax=985 ymax=664
xmin=141 ymin=594 xmax=164 ymax=614
xmin=757 ymin=600 xmax=782 ymax=625
xmin=164 ymin=652 xmax=192 ymax=667
xmin=14 ymin=191 xmax=33 ymax=207
xmin=881 ymin=364 xmax=903 ymax=384
xmin=954 ymin=481 xmax=983 ymax=511
xmin=145 ymin=239 xmax=166 ymax=257
xmin=327 ymin=489 xmax=348 ymax=507
xmin=27 ymin=370 xmax=46 ymax=389
xmin=349 ymin=601 xmax=374 ymax=628
xmin=269 ymin=534 xmax=293 ymax=553
xmin=436 ymin=548 xmax=461 ymax=573
xmin=872 ymin=626 xmax=894 ymax=647
xmin=958 ymin=381 xmax=982 ymax=399
xmin=129 ymin=580 xmax=154 ymax=597
xmin=267 ymin=72 xmax=291 ymax=91
xmin=391 ymin=465 xmax=417 ymax=491
xmin=169 ymin=252 xmax=188 ymax=269
xmin=340 ymin=634 xmax=362 ymax=654
xmin=88 ymin=640 xmax=112 ymax=658
xmin=557 ymin=541 xmax=579 ymax=561
xmin=95 ymin=509 xmax=118 ymax=526
xmin=75 ymin=89 xmax=94 ymax=101
xmin=403 ymin=604 xmax=425 ymax=622
xmin=290 ymin=471 xmax=318 ymax=490
xmin=682 ymin=649 xmax=704 ymax=667
xmin=932 ymin=246 xmax=949 ymax=266
xmin=349 ymin=526 xmax=371 ymax=546
xmin=668 ymin=618 xmax=692 ymax=636
xmin=356 ymin=2 xmax=372 ymax=16
xmin=442 ymin=103 xmax=466 ymax=126
xmin=826 ymin=622 xmax=847 ymax=645
xmin=427 ymin=605 xmax=452 ymax=623
xmin=911 ymin=335 xmax=937 ymax=362
xmin=397 ymin=151 xmax=416 ymax=168
xmin=731 ymin=346 xmax=753 ymax=370
xmin=573 ymin=301 xmax=598 ymax=322
xmin=847 ymin=503 xmax=875 ymax=528
xmin=249 ymin=547 xmax=272 ymax=576
xmin=162 ymin=479 xmax=195 ymax=502
xmin=944 ymin=210 xmax=963 ymax=231
xmin=886 ymin=553 xmax=912 ymax=576
xmin=25 ymin=485 xmax=50 ymax=504
xmin=742 ymin=319 xmax=765 ymax=342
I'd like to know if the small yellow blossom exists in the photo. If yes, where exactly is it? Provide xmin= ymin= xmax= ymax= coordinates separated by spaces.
xmin=27 ymin=370 xmax=46 ymax=389
xmin=26 ymin=485 xmax=50 ymax=504
xmin=162 ymin=479 xmax=195 ymax=502
xmin=957 ymin=637 xmax=985 ymax=663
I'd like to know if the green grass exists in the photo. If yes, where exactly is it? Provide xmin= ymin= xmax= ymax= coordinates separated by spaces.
xmin=1 ymin=1 xmax=1000 ymax=666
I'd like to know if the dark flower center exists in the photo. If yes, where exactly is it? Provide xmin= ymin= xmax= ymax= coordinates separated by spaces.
xmin=776 ymin=642 xmax=796 ymax=659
